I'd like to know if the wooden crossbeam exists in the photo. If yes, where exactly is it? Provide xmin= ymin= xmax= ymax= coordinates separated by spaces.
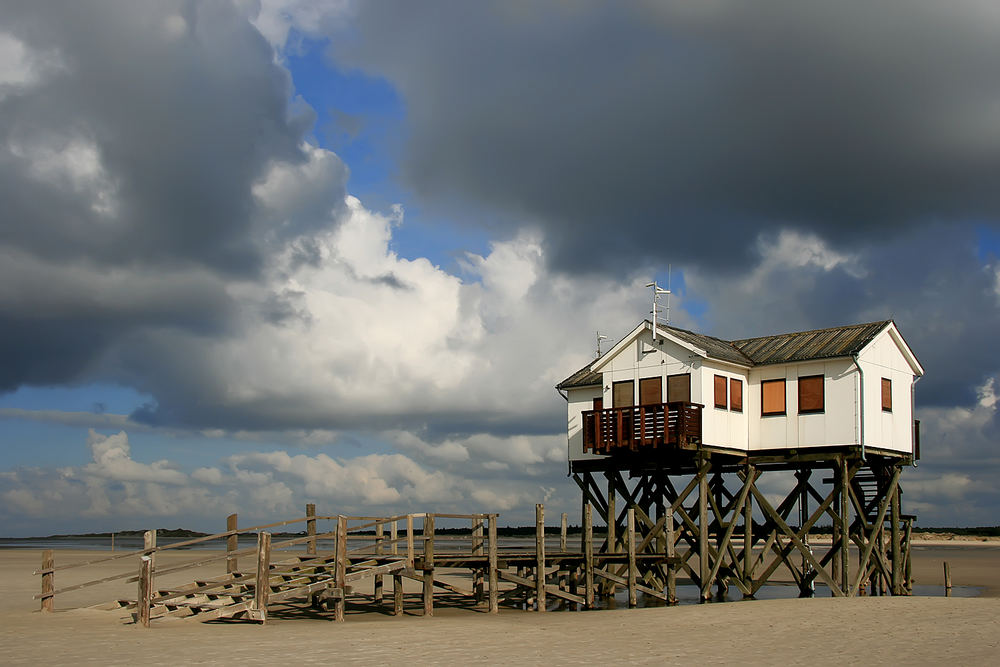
xmin=850 ymin=467 xmax=900 ymax=596
xmin=592 ymin=568 xmax=668 ymax=601
xmin=498 ymin=570 xmax=585 ymax=605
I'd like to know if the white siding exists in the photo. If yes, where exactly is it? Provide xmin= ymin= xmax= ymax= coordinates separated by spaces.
xmin=566 ymin=385 xmax=603 ymax=462
xmin=857 ymin=328 xmax=917 ymax=454
xmin=699 ymin=361 xmax=750 ymax=451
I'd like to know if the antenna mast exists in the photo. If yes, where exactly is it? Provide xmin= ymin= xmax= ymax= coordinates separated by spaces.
xmin=645 ymin=278 xmax=671 ymax=340
xmin=595 ymin=331 xmax=609 ymax=358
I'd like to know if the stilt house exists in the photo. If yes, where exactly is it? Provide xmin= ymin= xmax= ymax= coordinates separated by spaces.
xmin=558 ymin=320 xmax=924 ymax=462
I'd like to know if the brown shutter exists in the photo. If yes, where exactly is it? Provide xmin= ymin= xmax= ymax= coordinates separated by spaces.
xmin=762 ymin=379 xmax=786 ymax=415
xmin=714 ymin=375 xmax=727 ymax=409
xmin=730 ymin=378 xmax=743 ymax=412
xmin=639 ymin=377 xmax=662 ymax=405
xmin=881 ymin=378 xmax=892 ymax=411
xmin=593 ymin=397 xmax=603 ymax=411
xmin=667 ymin=373 xmax=690 ymax=403
xmin=798 ymin=375 xmax=824 ymax=413
xmin=613 ymin=380 xmax=634 ymax=408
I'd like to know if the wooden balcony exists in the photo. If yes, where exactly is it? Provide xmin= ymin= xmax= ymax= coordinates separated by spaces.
xmin=581 ymin=402 xmax=703 ymax=454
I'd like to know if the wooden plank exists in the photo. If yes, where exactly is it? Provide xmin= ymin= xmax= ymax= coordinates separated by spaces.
xmin=592 ymin=568 xmax=668 ymax=601
xmin=252 ymin=532 xmax=271 ymax=623
xmin=497 ymin=571 xmax=586 ymax=605
xmin=344 ymin=560 xmax=405 ymax=583
xmin=583 ymin=503 xmax=594 ymax=609
xmin=227 ymin=513 xmax=239 ymax=574
xmin=306 ymin=504 xmax=316 ymax=556
xmin=335 ymin=517 xmax=346 ymax=622
xmin=374 ymin=520 xmax=384 ymax=604
xmin=850 ymin=468 xmax=900 ymax=596
xmin=423 ymin=514 xmax=434 ymax=617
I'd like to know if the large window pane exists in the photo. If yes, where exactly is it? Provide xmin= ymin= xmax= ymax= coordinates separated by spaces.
xmin=730 ymin=378 xmax=743 ymax=412
xmin=762 ymin=379 xmax=786 ymax=416
xmin=714 ymin=375 xmax=728 ymax=409
xmin=639 ymin=377 xmax=662 ymax=405
xmin=613 ymin=380 xmax=634 ymax=408
xmin=881 ymin=378 xmax=892 ymax=411
xmin=667 ymin=373 xmax=690 ymax=403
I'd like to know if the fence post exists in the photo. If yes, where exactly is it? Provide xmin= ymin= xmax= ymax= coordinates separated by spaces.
xmin=944 ymin=561 xmax=952 ymax=597
xmin=488 ymin=514 xmax=499 ymax=613
xmin=226 ymin=513 xmax=239 ymax=574
xmin=423 ymin=514 xmax=435 ymax=617
xmin=143 ymin=529 xmax=156 ymax=595
xmin=375 ymin=519 xmax=384 ymax=605
xmin=335 ymin=516 xmax=347 ymax=622
xmin=536 ymin=503 xmax=546 ymax=612
xmin=406 ymin=514 xmax=415 ymax=568
xmin=40 ymin=550 xmax=54 ymax=612
xmin=252 ymin=532 xmax=271 ymax=623
xmin=306 ymin=503 xmax=316 ymax=556
xmin=473 ymin=515 xmax=484 ymax=603
xmin=138 ymin=555 xmax=153 ymax=628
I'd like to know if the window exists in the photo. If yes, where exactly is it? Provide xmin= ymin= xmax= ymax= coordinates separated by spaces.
xmin=881 ymin=378 xmax=892 ymax=411
xmin=667 ymin=373 xmax=691 ymax=403
xmin=762 ymin=379 xmax=786 ymax=416
xmin=798 ymin=375 xmax=824 ymax=414
xmin=714 ymin=375 xmax=728 ymax=409
xmin=593 ymin=397 xmax=603 ymax=411
xmin=730 ymin=378 xmax=743 ymax=412
xmin=639 ymin=377 xmax=662 ymax=405
xmin=612 ymin=380 xmax=634 ymax=408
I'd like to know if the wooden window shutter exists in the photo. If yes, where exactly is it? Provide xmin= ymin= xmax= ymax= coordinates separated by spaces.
xmin=613 ymin=380 xmax=634 ymax=408
xmin=730 ymin=378 xmax=743 ymax=412
xmin=639 ymin=377 xmax=662 ymax=405
xmin=761 ymin=379 xmax=786 ymax=415
xmin=798 ymin=375 xmax=824 ymax=413
xmin=714 ymin=375 xmax=727 ymax=409
xmin=667 ymin=373 xmax=691 ymax=403
xmin=881 ymin=378 xmax=892 ymax=411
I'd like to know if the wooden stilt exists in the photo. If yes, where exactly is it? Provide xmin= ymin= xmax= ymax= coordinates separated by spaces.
xmin=839 ymin=458 xmax=851 ymax=595
xmin=605 ymin=474 xmax=617 ymax=596
xmin=535 ymin=504 xmax=546 ymax=612
xmin=626 ymin=508 xmax=637 ymax=608
xmin=143 ymin=530 xmax=156 ymax=596
xmin=306 ymin=503 xmax=316 ymax=556
xmin=374 ymin=520 xmax=384 ymax=605
xmin=40 ymin=550 xmax=54 ymax=613
xmin=473 ymin=516 xmax=484 ymax=603
xmin=698 ymin=459 xmax=710 ymax=601
xmin=423 ymin=514 xmax=435 ymax=617
xmin=583 ymin=502 xmax=595 ymax=609
xmin=226 ymin=513 xmax=239 ymax=574
xmin=665 ymin=512 xmax=677 ymax=604
xmin=891 ymin=479 xmax=902 ymax=595
xmin=742 ymin=464 xmax=754 ymax=598
xmin=944 ymin=561 xmax=952 ymax=597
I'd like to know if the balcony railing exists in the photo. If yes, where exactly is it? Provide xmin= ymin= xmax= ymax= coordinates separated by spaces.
xmin=581 ymin=401 xmax=703 ymax=454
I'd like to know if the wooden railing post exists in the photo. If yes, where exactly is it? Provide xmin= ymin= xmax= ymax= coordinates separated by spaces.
xmin=488 ymin=514 xmax=498 ymax=613
xmin=583 ymin=503 xmax=594 ymax=609
xmin=226 ymin=513 xmax=239 ymax=574
xmin=627 ymin=508 xmax=637 ymax=608
xmin=335 ymin=516 xmax=347 ymax=622
xmin=535 ymin=503 xmax=546 ymax=612
xmin=306 ymin=503 xmax=316 ymax=556
xmin=423 ymin=514 xmax=435 ymax=617
xmin=391 ymin=518 xmax=403 ymax=615
xmin=138 ymin=555 xmax=152 ymax=628
xmin=252 ymin=532 xmax=271 ymax=623
xmin=40 ymin=550 xmax=54 ymax=612
xmin=406 ymin=514 xmax=415 ymax=567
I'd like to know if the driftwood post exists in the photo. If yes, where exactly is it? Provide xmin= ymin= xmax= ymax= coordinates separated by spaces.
xmin=334 ymin=516 xmax=347 ymax=622
xmin=944 ymin=561 xmax=952 ymax=597
xmin=423 ymin=514 xmax=435 ymax=617
xmin=306 ymin=503 xmax=316 ymax=556
xmin=226 ymin=513 xmax=239 ymax=574
xmin=374 ymin=520 xmax=384 ymax=605
xmin=40 ymin=550 xmax=54 ymax=612
xmin=627 ymin=508 xmax=637 ymax=608
xmin=559 ymin=512 xmax=569 ymax=592
xmin=535 ymin=503 xmax=546 ymax=612
xmin=138 ymin=555 xmax=152 ymax=628
xmin=488 ymin=514 xmax=499 ymax=613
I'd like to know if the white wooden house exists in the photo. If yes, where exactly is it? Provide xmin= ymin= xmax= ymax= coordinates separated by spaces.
xmin=557 ymin=320 xmax=923 ymax=463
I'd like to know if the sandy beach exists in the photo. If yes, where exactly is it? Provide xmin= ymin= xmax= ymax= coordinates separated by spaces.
xmin=2 ymin=542 xmax=998 ymax=665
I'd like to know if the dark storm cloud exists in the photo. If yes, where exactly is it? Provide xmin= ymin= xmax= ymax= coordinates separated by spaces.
xmin=332 ymin=1 xmax=1000 ymax=271
xmin=0 ymin=1 xmax=347 ymax=389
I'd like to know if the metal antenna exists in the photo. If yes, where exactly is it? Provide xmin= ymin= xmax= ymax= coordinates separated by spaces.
xmin=596 ymin=331 xmax=609 ymax=358
xmin=645 ymin=279 xmax=671 ymax=340
xmin=665 ymin=264 xmax=672 ymax=326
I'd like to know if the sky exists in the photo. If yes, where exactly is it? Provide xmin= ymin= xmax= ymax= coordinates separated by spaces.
xmin=1 ymin=0 xmax=998 ymax=536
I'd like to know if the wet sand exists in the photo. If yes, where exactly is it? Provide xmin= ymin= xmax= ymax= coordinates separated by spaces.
xmin=2 ymin=542 xmax=998 ymax=665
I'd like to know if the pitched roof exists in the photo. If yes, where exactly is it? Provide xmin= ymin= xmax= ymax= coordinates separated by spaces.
xmin=732 ymin=320 xmax=891 ymax=365
xmin=556 ymin=320 xmax=896 ymax=388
